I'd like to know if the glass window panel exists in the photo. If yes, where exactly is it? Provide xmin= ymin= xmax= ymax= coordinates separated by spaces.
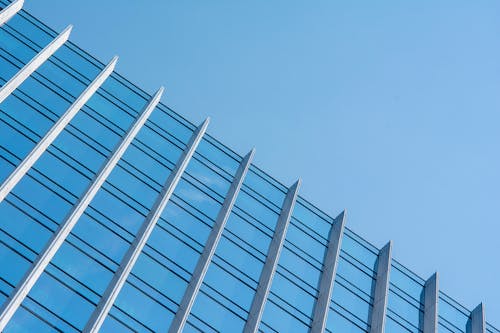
xmin=336 ymin=256 xmax=374 ymax=298
xmin=326 ymin=308 xmax=367 ymax=333
xmin=438 ymin=294 xmax=469 ymax=332
xmin=203 ymin=262 xmax=255 ymax=310
xmin=27 ymin=273 xmax=94 ymax=331
xmin=4 ymin=14 xmax=53 ymax=48
xmin=293 ymin=199 xmax=332 ymax=239
xmin=331 ymin=281 xmax=372 ymax=326
xmin=386 ymin=315 xmax=414 ymax=333
xmin=0 ymin=243 xmax=31 ymax=287
xmin=99 ymin=315 xmax=134 ymax=333
xmin=0 ymin=200 xmax=52 ymax=254
xmin=270 ymin=272 xmax=316 ymax=318
xmin=261 ymin=298 xmax=309 ymax=333
xmin=391 ymin=261 xmax=425 ymax=302
xmin=71 ymin=213 xmax=129 ymax=264
xmin=278 ymin=246 xmax=321 ymax=289
xmin=4 ymin=306 xmax=59 ymax=333
xmin=89 ymin=189 xmax=145 ymax=235
xmin=0 ymin=93 xmax=54 ymax=136
xmin=244 ymin=167 xmax=285 ymax=209
xmin=185 ymin=157 xmax=231 ymax=199
xmin=35 ymin=59 xmax=87 ymax=98
xmin=387 ymin=290 xmax=422 ymax=332
xmin=51 ymin=242 xmax=113 ymax=296
xmin=224 ymin=211 xmax=271 ymax=256
xmin=112 ymin=282 xmax=174 ymax=332
xmin=0 ymin=27 xmax=38 ymax=63
xmin=0 ymin=51 xmax=21 ymax=78
xmin=195 ymin=138 xmax=240 ymax=177
xmin=285 ymin=222 xmax=325 ymax=264
xmin=0 ymin=119 xmax=36 ymax=163
xmin=189 ymin=291 xmax=245 ymax=333
xmin=160 ymin=200 xmax=210 ymax=247
xmin=341 ymin=231 xmax=378 ymax=270
xmin=132 ymin=252 xmax=188 ymax=305
xmin=214 ymin=236 xmax=263 ymax=282
xmin=146 ymin=222 xmax=200 ymax=274
xmin=11 ymin=175 xmax=72 ymax=223
xmin=234 ymin=190 xmax=278 ymax=231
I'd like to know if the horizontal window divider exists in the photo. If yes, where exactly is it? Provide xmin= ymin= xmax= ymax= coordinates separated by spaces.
xmin=171 ymin=193 xmax=217 ymax=225
xmin=289 ymin=216 xmax=329 ymax=245
xmin=105 ymin=311 xmax=143 ymax=333
xmin=142 ymin=243 xmax=192 ymax=281
xmin=221 ymin=228 xmax=267 ymax=262
xmin=45 ymin=264 xmax=101 ymax=305
xmin=0 ymin=237 xmax=34 ymax=267
xmin=334 ymin=276 xmax=373 ymax=304
xmin=230 ymin=205 xmax=274 ymax=238
xmin=389 ymin=283 xmax=423 ymax=309
xmin=6 ymin=192 xmax=59 ymax=232
xmin=199 ymin=284 xmax=248 ymax=320
xmin=392 ymin=259 xmax=426 ymax=286
xmin=192 ymin=150 xmax=235 ymax=181
xmin=210 ymin=253 xmax=259 ymax=288
xmin=240 ymin=184 xmax=282 ymax=215
xmin=265 ymin=293 xmax=312 ymax=327
xmin=275 ymin=265 xmax=318 ymax=297
xmin=125 ymin=274 xmax=179 ymax=313
xmin=156 ymin=217 xmax=205 ymax=252
xmin=187 ymin=310 xmax=221 ymax=333
xmin=339 ymin=250 xmax=377 ymax=277
xmin=385 ymin=308 xmax=420 ymax=331
xmin=23 ymin=276 xmax=85 ymax=332
xmin=283 ymin=239 xmax=324 ymax=270
xmin=21 ymin=299 xmax=73 ymax=333
xmin=330 ymin=300 xmax=371 ymax=330
xmin=109 ymin=303 xmax=156 ymax=333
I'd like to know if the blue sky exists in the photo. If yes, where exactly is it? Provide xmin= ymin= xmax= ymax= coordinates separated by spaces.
xmin=25 ymin=0 xmax=500 ymax=324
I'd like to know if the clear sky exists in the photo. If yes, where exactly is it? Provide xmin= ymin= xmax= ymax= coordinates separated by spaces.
xmin=24 ymin=0 xmax=500 ymax=325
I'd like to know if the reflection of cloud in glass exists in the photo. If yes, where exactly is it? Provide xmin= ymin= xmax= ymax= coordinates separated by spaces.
xmin=177 ymin=185 xmax=211 ymax=204
xmin=197 ymin=173 xmax=229 ymax=194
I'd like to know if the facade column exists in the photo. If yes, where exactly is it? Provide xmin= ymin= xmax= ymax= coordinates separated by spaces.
xmin=168 ymin=149 xmax=255 ymax=333
xmin=243 ymin=179 xmax=301 ymax=333
xmin=0 ymin=0 xmax=23 ymax=26
xmin=83 ymin=118 xmax=209 ymax=333
xmin=0 ymin=56 xmax=118 ymax=203
xmin=0 ymin=87 xmax=164 ymax=332
xmin=470 ymin=303 xmax=485 ymax=333
xmin=423 ymin=272 xmax=438 ymax=333
xmin=310 ymin=210 xmax=347 ymax=333
xmin=0 ymin=25 xmax=72 ymax=104
xmin=369 ymin=241 xmax=392 ymax=333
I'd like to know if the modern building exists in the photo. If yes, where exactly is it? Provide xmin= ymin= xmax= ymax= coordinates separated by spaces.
xmin=0 ymin=1 xmax=496 ymax=332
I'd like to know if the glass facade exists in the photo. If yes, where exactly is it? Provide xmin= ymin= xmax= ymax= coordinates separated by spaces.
xmin=0 ymin=1 xmax=497 ymax=332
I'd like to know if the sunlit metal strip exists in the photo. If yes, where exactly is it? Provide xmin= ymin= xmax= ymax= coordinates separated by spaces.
xmin=369 ymin=241 xmax=392 ymax=333
xmin=0 ymin=56 xmax=117 ymax=203
xmin=83 ymin=118 xmax=210 ymax=333
xmin=470 ymin=303 xmax=485 ymax=333
xmin=0 ymin=0 xmax=23 ymax=26
xmin=243 ymin=179 xmax=301 ymax=333
xmin=0 ymin=87 xmax=164 ymax=331
xmin=0 ymin=25 xmax=72 ymax=104
xmin=423 ymin=272 xmax=438 ymax=333
xmin=310 ymin=210 xmax=347 ymax=333
xmin=169 ymin=148 xmax=255 ymax=333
